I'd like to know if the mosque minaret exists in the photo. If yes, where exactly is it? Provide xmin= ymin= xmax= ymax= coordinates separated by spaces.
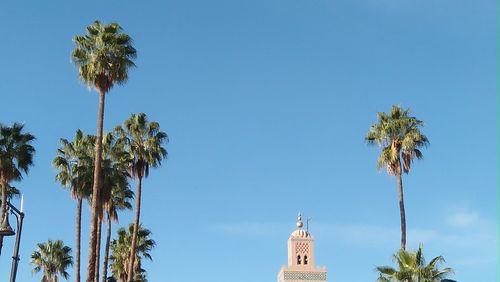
xmin=277 ymin=213 xmax=328 ymax=282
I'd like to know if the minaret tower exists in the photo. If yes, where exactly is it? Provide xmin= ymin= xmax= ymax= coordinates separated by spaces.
xmin=277 ymin=213 xmax=327 ymax=282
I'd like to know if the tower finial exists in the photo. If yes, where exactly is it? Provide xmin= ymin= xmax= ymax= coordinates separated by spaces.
xmin=296 ymin=212 xmax=303 ymax=229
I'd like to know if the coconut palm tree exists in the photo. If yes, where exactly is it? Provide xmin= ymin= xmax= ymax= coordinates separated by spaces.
xmin=30 ymin=239 xmax=74 ymax=282
xmin=53 ymin=130 xmax=94 ymax=282
xmin=376 ymin=245 xmax=454 ymax=282
xmin=108 ymin=224 xmax=155 ymax=282
xmin=71 ymin=20 xmax=136 ymax=281
xmin=365 ymin=106 xmax=429 ymax=250
xmin=114 ymin=113 xmax=167 ymax=282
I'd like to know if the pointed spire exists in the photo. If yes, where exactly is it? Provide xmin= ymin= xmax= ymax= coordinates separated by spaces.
xmin=296 ymin=212 xmax=303 ymax=229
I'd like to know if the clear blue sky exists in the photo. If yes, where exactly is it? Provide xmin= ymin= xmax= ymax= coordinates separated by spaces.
xmin=0 ymin=0 xmax=497 ymax=281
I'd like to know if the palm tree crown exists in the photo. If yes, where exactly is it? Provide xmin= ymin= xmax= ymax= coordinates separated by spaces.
xmin=98 ymin=133 xmax=131 ymax=218
xmin=53 ymin=130 xmax=94 ymax=201
xmin=30 ymin=239 xmax=74 ymax=282
xmin=109 ymin=224 xmax=155 ymax=282
xmin=366 ymin=105 xmax=429 ymax=175
xmin=115 ymin=113 xmax=168 ymax=180
xmin=376 ymin=245 xmax=454 ymax=282
xmin=71 ymin=20 xmax=136 ymax=94
xmin=0 ymin=123 xmax=35 ymax=221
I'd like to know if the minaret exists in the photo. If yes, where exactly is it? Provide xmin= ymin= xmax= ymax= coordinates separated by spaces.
xmin=277 ymin=213 xmax=328 ymax=282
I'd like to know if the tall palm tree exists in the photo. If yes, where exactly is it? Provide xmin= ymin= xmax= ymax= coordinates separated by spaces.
xmin=108 ymin=224 xmax=155 ymax=282
xmin=71 ymin=20 xmax=136 ymax=281
xmin=366 ymin=106 xmax=429 ymax=250
xmin=0 ymin=123 xmax=35 ymax=255
xmin=114 ymin=113 xmax=167 ymax=282
xmin=68 ymin=132 xmax=131 ymax=282
xmin=99 ymin=133 xmax=133 ymax=282
xmin=0 ymin=123 xmax=35 ymax=226
xmin=53 ymin=130 xmax=94 ymax=282
xmin=101 ymin=178 xmax=133 ymax=282
xmin=30 ymin=239 xmax=74 ymax=282
xmin=54 ymin=132 xmax=131 ymax=282
xmin=376 ymin=245 xmax=454 ymax=282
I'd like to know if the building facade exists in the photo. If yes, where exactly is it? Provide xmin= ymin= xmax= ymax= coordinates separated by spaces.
xmin=277 ymin=214 xmax=328 ymax=282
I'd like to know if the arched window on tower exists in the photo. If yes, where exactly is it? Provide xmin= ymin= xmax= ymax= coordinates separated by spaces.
xmin=304 ymin=255 xmax=308 ymax=265
xmin=297 ymin=255 xmax=301 ymax=265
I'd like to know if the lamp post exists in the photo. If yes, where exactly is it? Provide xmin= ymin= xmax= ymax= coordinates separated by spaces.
xmin=0 ymin=198 xmax=24 ymax=282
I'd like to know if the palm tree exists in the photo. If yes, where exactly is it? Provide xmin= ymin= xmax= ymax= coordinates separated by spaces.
xmin=114 ymin=113 xmax=167 ymax=282
xmin=30 ymin=239 xmax=74 ymax=282
xmin=100 ymin=133 xmax=133 ymax=282
xmin=101 ymin=178 xmax=133 ymax=282
xmin=365 ymin=106 xmax=429 ymax=250
xmin=0 ymin=123 xmax=35 ymax=255
xmin=0 ymin=123 xmax=35 ymax=226
xmin=54 ymin=132 xmax=131 ymax=282
xmin=376 ymin=245 xmax=454 ymax=282
xmin=71 ymin=20 xmax=136 ymax=281
xmin=53 ymin=130 xmax=94 ymax=282
xmin=108 ymin=224 xmax=155 ymax=282
xmin=63 ymin=132 xmax=130 ymax=282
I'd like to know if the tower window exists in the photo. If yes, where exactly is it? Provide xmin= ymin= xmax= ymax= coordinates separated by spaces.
xmin=297 ymin=255 xmax=301 ymax=265
xmin=304 ymin=255 xmax=308 ymax=265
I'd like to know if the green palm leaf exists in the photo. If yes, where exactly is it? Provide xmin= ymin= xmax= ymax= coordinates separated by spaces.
xmin=0 ymin=123 xmax=35 ymax=223
xmin=108 ymin=224 xmax=155 ymax=282
xmin=376 ymin=246 xmax=454 ymax=282
xmin=30 ymin=239 xmax=73 ymax=282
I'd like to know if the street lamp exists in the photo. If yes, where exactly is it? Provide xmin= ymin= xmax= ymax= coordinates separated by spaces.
xmin=0 ymin=215 xmax=15 ymax=236
xmin=0 ymin=198 xmax=25 ymax=282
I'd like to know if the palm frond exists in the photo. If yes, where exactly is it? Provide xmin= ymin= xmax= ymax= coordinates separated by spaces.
xmin=366 ymin=105 xmax=428 ymax=176
xmin=376 ymin=245 xmax=454 ymax=282
xmin=72 ymin=21 xmax=136 ymax=94
xmin=30 ymin=239 xmax=73 ymax=281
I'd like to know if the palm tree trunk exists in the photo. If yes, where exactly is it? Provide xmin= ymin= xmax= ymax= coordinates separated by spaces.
xmin=1 ymin=180 xmax=7 ymax=222
xmin=101 ymin=214 xmax=112 ymax=282
xmin=86 ymin=91 xmax=105 ymax=282
xmin=75 ymin=197 xmax=82 ymax=282
xmin=0 ymin=180 xmax=7 ymax=256
xmin=95 ymin=217 xmax=102 ymax=282
xmin=397 ymin=170 xmax=406 ymax=251
xmin=126 ymin=176 xmax=142 ymax=282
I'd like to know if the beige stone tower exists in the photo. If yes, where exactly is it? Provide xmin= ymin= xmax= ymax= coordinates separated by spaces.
xmin=277 ymin=213 xmax=327 ymax=282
